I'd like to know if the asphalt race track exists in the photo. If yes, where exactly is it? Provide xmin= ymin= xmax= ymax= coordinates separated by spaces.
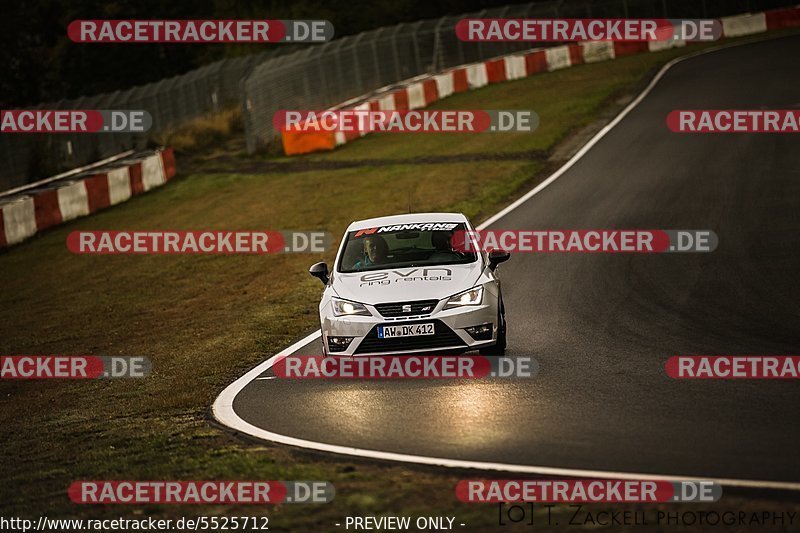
xmin=228 ymin=36 xmax=800 ymax=483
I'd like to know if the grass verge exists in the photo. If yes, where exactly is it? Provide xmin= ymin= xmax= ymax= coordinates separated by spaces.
xmin=2 ymin=32 xmax=799 ymax=530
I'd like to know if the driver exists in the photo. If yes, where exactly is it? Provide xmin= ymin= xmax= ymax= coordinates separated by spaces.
xmin=353 ymin=235 xmax=389 ymax=268
xmin=429 ymin=231 xmax=460 ymax=261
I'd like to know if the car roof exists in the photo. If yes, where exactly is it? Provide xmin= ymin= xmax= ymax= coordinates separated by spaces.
xmin=346 ymin=212 xmax=468 ymax=231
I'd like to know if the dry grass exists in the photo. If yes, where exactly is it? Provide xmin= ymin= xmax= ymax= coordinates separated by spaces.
xmin=153 ymin=107 xmax=243 ymax=155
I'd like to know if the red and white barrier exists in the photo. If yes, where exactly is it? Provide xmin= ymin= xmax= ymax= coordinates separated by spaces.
xmin=545 ymin=45 xmax=572 ymax=70
xmin=407 ymin=82 xmax=427 ymax=110
xmin=434 ymin=72 xmax=455 ymax=99
xmin=107 ymin=166 xmax=133 ymax=205
xmin=0 ymin=148 xmax=176 ymax=249
xmin=378 ymin=93 xmax=395 ymax=111
xmin=504 ymin=55 xmax=527 ymax=80
xmin=279 ymin=6 xmax=800 ymax=156
xmin=57 ymin=181 xmax=90 ymax=223
xmin=766 ymin=6 xmax=800 ymax=29
xmin=581 ymin=41 xmax=616 ymax=63
xmin=0 ymin=196 xmax=36 ymax=248
xmin=141 ymin=152 xmax=168 ymax=192
xmin=722 ymin=13 xmax=768 ymax=37
xmin=466 ymin=63 xmax=489 ymax=88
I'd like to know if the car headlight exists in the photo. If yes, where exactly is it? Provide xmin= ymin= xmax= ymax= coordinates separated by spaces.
xmin=444 ymin=286 xmax=483 ymax=309
xmin=332 ymin=298 xmax=371 ymax=317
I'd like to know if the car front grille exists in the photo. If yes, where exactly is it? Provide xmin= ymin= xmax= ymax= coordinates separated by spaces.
xmin=374 ymin=299 xmax=439 ymax=317
xmin=354 ymin=319 xmax=467 ymax=354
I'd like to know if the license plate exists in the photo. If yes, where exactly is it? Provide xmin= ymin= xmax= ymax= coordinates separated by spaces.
xmin=378 ymin=323 xmax=435 ymax=338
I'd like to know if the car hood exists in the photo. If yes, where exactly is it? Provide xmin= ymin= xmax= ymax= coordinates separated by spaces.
xmin=332 ymin=262 xmax=484 ymax=304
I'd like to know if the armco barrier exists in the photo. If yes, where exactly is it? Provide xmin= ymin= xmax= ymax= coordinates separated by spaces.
xmin=281 ymin=5 xmax=800 ymax=156
xmin=0 ymin=148 xmax=175 ymax=249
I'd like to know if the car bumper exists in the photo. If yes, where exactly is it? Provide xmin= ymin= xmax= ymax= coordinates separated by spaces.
xmin=320 ymin=298 xmax=499 ymax=356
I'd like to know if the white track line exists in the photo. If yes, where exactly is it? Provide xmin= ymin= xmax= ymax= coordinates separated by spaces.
xmin=212 ymin=40 xmax=800 ymax=492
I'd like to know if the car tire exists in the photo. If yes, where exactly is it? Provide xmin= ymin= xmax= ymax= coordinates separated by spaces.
xmin=321 ymin=334 xmax=329 ymax=357
xmin=479 ymin=302 xmax=506 ymax=356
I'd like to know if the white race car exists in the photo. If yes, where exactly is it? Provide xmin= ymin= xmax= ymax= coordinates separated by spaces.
xmin=309 ymin=213 xmax=509 ymax=356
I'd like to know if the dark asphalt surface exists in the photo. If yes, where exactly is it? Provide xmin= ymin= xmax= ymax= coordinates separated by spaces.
xmin=233 ymin=36 xmax=800 ymax=482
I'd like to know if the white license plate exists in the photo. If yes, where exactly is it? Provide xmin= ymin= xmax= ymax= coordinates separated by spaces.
xmin=378 ymin=323 xmax=435 ymax=338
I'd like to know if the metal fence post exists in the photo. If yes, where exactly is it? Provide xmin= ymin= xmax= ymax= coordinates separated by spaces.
xmin=391 ymin=23 xmax=404 ymax=81
xmin=350 ymin=33 xmax=365 ymax=92
xmin=331 ymin=38 xmax=349 ymax=102
xmin=432 ymin=17 xmax=448 ymax=73
xmin=410 ymin=21 xmax=424 ymax=75
xmin=316 ymin=44 xmax=331 ymax=105
xmin=475 ymin=9 xmax=487 ymax=64
xmin=372 ymin=28 xmax=384 ymax=87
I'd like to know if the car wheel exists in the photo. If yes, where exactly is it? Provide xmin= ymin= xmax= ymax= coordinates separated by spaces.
xmin=479 ymin=303 xmax=506 ymax=356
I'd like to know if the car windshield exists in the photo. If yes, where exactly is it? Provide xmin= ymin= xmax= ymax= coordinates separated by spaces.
xmin=337 ymin=222 xmax=478 ymax=273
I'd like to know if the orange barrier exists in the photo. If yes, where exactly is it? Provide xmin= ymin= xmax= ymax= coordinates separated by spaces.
xmin=282 ymin=127 xmax=336 ymax=156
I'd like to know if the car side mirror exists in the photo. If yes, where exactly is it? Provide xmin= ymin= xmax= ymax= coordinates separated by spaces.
xmin=488 ymin=250 xmax=510 ymax=270
xmin=309 ymin=262 xmax=329 ymax=285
